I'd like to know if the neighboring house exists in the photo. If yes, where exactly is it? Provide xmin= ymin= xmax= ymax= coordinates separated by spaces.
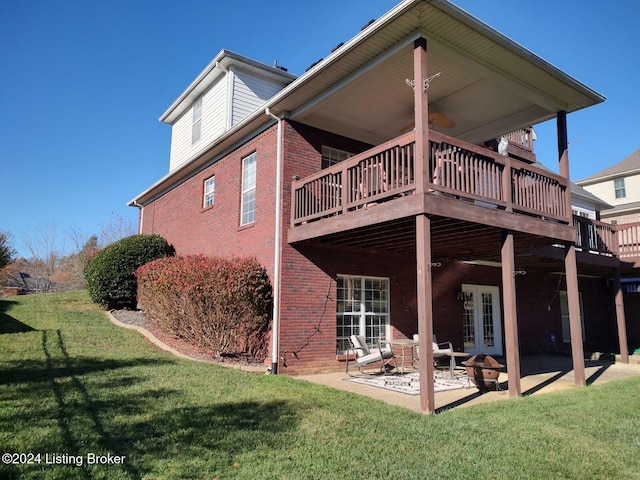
xmin=130 ymin=0 xmax=640 ymax=412
xmin=576 ymin=149 xmax=640 ymax=225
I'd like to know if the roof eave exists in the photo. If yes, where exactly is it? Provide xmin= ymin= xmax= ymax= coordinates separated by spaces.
xmin=159 ymin=49 xmax=297 ymax=124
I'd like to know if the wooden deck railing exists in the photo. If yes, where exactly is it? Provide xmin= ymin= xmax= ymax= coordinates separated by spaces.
xmin=574 ymin=216 xmax=617 ymax=256
xmin=429 ymin=131 xmax=568 ymax=221
xmin=572 ymin=217 xmax=640 ymax=261
xmin=617 ymin=221 xmax=640 ymax=259
xmin=292 ymin=130 xmax=570 ymax=227
xmin=504 ymin=127 xmax=534 ymax=153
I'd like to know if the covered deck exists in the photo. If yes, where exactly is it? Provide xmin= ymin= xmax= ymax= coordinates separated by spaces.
xmin=283 ymin=33 xmax=618 ymax=413
xmin=261 ymin=1 xmax=608 ymax=413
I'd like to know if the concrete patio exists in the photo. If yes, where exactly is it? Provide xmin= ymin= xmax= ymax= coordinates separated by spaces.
xmin=297 ymin=355 xmax=640 ymax=413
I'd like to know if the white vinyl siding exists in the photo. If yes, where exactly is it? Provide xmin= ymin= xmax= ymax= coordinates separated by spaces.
xmin=240 ymin=153 xmax=257 ymax=225
xmin=231 ymin=69 xmax=288 ymax=127
xmin=169 ymin=78 xmax=227 ymax=171
xmin=559 ymin=291 xmax=585 ymax=343
xmin=168 ymin=65 xmax=291 ymax=172
xmin=191 ymin=97 xmax=202 ymax=144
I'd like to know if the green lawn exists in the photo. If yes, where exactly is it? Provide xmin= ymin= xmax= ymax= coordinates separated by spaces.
xmin=1 ymin=291 xmax=639 ymax=479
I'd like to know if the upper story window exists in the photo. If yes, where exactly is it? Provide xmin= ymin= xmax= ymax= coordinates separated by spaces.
xmin=203 ymin=176 xmax=215 ymax=208
xmin=321 ymin=146 xmax=353 ymax=169
xmin=614 ymin=177 xmax=626 ymax=199
xmin=241 ymin=153 xmax=257 ymax=225
xmin=192 ymin=97 xmax=202 ymax=144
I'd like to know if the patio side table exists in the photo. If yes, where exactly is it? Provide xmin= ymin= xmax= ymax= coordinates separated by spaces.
xmin=445 ymin=352 xmax=470 ymax=379
xmin=390 ymin=338 xmax=418 ymax=373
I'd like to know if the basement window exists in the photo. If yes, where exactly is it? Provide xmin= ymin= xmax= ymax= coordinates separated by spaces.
xmin=336 ymin=275 xmax=389 ymax=354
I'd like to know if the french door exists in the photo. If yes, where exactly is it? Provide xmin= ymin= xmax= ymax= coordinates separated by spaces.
xmin=462 ymin=284 xmax=503 ymax=356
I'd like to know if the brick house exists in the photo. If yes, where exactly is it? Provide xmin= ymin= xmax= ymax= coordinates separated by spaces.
xmin=130 ymin=0 xmax=640 ymax=412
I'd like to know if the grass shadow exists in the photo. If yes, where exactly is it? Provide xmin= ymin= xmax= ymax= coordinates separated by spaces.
xmin=1 ymin=326 xmax=303 ymax=479
xmin=0 ymin=299 xmax=36 ymax=333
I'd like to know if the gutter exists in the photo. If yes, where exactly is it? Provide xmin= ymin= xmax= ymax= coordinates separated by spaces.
xmin=265 ymin=107 xmax=284 ymax=374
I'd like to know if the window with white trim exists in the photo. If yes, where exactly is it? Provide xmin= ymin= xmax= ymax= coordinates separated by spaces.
xmin=336 ymin=275 xmax=390 ymax=353
xmin=240 ymin=152 xmax=257 ymax=225
xmin=321 ymin=146 xmax=353 ymax=169
xmin=203 ymin=176 xmax=215 ymax=208
xmin=559 ymin=291 xmax=585 ymax=343
xmin=192 ymin=97 xmax=202 ymax=144
xmin=614 ymin=177 xmax=626 ymax=199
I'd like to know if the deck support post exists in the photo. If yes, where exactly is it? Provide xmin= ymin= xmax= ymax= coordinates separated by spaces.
xmin=416 ymin=214 xmax=435 ymax=414
xmin=564 ymin=243 xmax=586 ymax=386
xmin=557 ymin=111 xmax=572 ymax=222
xmin=413 ymin=36 xmax=435 ymax=414
xmin=413 ymin=37 xmax=429 ymax=194
xmin=501 ymin=230 xmax=521 ymax=397
xmin=557 ymin=111 xmax=586 ymax=385
xmin=613 ymin=266 xmax=629 ymax=363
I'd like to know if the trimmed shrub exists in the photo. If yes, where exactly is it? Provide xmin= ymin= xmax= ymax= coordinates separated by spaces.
xmin=135 ymin=255 xmax=273 ymax=360
xmin=84 ymin=234 xmax=175 ymax=309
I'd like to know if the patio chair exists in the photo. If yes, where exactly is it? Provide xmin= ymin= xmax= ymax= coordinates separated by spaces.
xmin=412 ymin=334 xmax=453 ymax=364
xmin=345 ymin=335 xmax=397 ymax=375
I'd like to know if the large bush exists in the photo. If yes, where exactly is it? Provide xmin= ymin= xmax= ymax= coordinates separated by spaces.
xmin=135 ymin=255 xmax=273 ymax=360
xmin=84 ymin=234 xmax=175 ymax=309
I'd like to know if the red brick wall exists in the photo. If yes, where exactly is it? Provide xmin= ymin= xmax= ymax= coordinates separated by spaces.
xmin=141 ymin=127 xmax=279 ymax=272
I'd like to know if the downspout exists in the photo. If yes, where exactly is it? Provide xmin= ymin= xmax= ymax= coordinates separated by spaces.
xmin=215 ymin=61 xmax=233 ymax=130
xmin=131 ymin=201 xmax=144 ymax=234
xmin=265 ymin=107 xmax=283 ymax=374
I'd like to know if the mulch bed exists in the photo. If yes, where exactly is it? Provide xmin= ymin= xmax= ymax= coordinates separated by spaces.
xmin=110 ymin=309 xmax=265 ymax=369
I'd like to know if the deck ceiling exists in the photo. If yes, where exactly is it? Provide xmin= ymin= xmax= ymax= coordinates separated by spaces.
xmin=295 ymin=215 xmax=561 ymax=262
xmin=275 ymin=0 xmax=603 ymax=147
xmin=294 ymin=215 xmax=621 ymax=277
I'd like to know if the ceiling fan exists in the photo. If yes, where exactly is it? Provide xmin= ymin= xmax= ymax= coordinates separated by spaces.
xmin=399 ymin=112 xmax=456 ymax=133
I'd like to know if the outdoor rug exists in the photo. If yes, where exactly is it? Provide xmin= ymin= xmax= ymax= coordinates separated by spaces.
xmin=344 ymin=371 xmax=471 ymax=395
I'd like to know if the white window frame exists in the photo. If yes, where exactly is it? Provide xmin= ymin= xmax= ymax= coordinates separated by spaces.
xmin=203 ymin=175 xmax=215 ymax=208
xmin=240 ymin=152 xmax=257 ymax=225
xmin=336 ymin=275 xmax=390 ymax=354
xmin=192 ymin=97 xmax=202 ymax=144
xmin=321 ymin=146 xmax=353 ymax=169
xmin=614 ymin=177 xmax=626 ymax=199
xmin=559 ymin=291 xmax=585 ymax=343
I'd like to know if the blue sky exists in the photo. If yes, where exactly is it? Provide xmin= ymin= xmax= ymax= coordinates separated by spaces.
xmin=2 ymin=1 xmax=638 ymax=257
